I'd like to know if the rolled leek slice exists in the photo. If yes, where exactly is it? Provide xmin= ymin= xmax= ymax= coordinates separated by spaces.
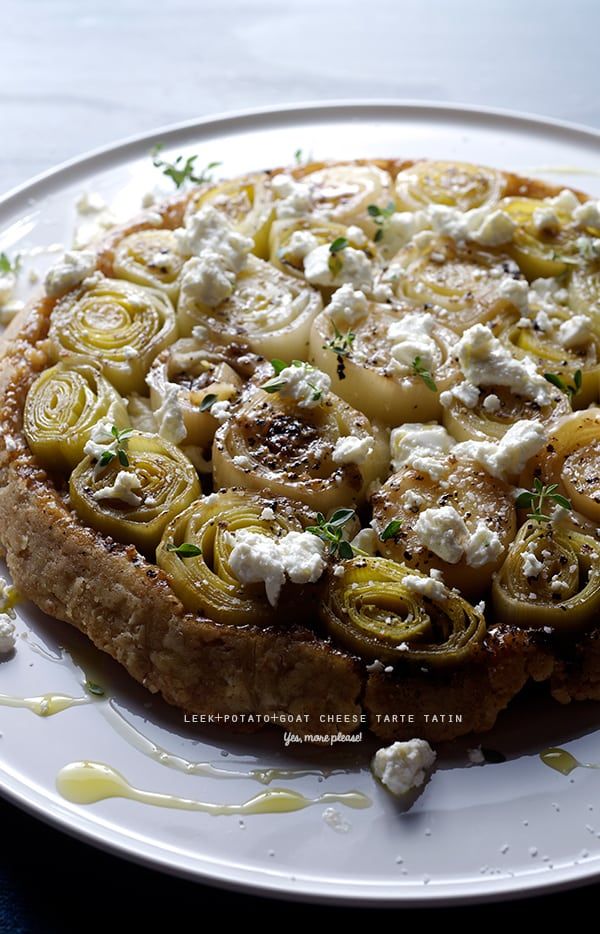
xmin=147 ymin=337 xmax=242 ymax=449
xmin=442 ymin=382 xmax=571 ymax=444
xmin=569 ymin=262 xmax=600 ymax=321
xmin=320 ymin=556 xmax=486 ymax=667
xmin=394 ymin=160 xmax=506 ymax=212
xmin=212 ymin=384 xmax=389 ymax=512
xmin=389 ymin=234 xmax=525 ymax=333
xmin=269 ymin=217 xmax=376 ymax=282
xmin=23 ymin=358 xmax=129 ymax=472
xmin=112 ymin=228 xmax=185 ymax=301
xmin=492 ymin=522 xmax=600 ymax=632
xmin=310 ymin=304 xmax=460 ymax=425
xmin=69 ymin=431 xmax=200 ymax=552
xmin=498 ymin=196 xmax=580 ymax=279
xmin=495 ymin=306 xmax=600 ymax=410
xmin=48 ymin=277 xmax=177 ymax=395
xmin=371 ymin=460 xmax=516 ymax=598
xmin=295 ymin=162 xmax=394 ymax=237
xmin=177 ymin=255 xmax=323 ymax=360
xmin=521 ymin=410 xmax=600 ymax=525
xmin=156 ymin=489 xmax=311 ymax=625
xmin=184 ymin=172 xmax=275 ymax=259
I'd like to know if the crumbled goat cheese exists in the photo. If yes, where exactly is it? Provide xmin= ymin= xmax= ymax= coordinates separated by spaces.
xmin=350 ymin=528 xmax=379 ymax=556
xmin=387 ymin=312 xmax=438 ymax=375
xmin=414 ymin=506 xmax=503 ymax=568
xmin=227 ymin=529 xmax=326 ymax=606
xmin=468 ymin=747 xmax=485 ymax=764
xmin=346 ymin=225 xmax=368 ymax=246
xmin=497 ymin=277 xmax=529 ymax=314
xmin=83 ymin=415 xmax=123 ymax=472
xmin=482 ymin=393 xmax=501 ymax=413
xmin=176 ymin=206 xmax=253 ymax=307
xmin=468 ymin=209 xmax=516 ymax=247
xmin=382 ymin=210 xmax=430 ymax=252
xmin=271 ymin=362 xmax=331 ymax=409
xmin=281 ymin=229 xmax=319 ymax=262
xmin=45 ymin=250 xmax=96 ymax=297
xmin=93 ymin=470 xmax=142 ymax=506
xmin=534 ymin=310 xmax=554 ymax=333
xmin=366 ymin=659 xmax=385 ymax=673
xmin=550 ymin=577 xmax=569 ymax=593
xmin=332 ymin=434 xmax=374 ymax=465
xmin=175 ymin=205 xmax=253 ymax=266
xmin=453 ymin=419 xmax=547 ymax=482
xmin=232 ymin=455 xmax=253 ymax=470
xmin=0 ymin=614 xmax=16 ymax=654
xmin=440 ymin=381 xmax=480 ymax=409
xmin=271 ymin=174 xmax=314 ymax=219
xmin=456 ymin=323 xmax=551 ymax=405
xmin=153 ymin=383 xmax=187 ymax=445
xmin=522 ymin=547 xmax=544 ymax=578
xmin=576 ymin=236 xmax=600 ymax=260
xmin=557 ymin=314 xmax=592 ymax=350
xmin=573 ymin=200 xmax=600 ymax=228
xmin=532 ymin=207 xmax=560 ymax=235
xmin=180 ymin=253 xmax=237 ymax=307
xmin=325 ymin=283 xmax=369 ymax=328
xmin=403 ymin=574 xmax=446 ymax=600
xmin=259 ymin=506 xmax=276 ymax=521
xmin=304 ymin=244 xmax=373 ymax=291
xmin=548 ymin=189 xmax=581 ymax=216
xmin=403 ymin=489 xmax=425 ymax=510
xmin=210 ymin=400 xmax=232 ymax=423
xmin=390 ymin=423 xmax=455 ymax=478
xmin=371 ymin=739 xmax=436 ymax=797
xmin=75 ymin=191 xmax=106 ymax=214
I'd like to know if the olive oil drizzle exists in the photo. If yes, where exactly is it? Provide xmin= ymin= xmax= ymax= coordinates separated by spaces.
xmin=540 ymin=746 xmax=600 ymax=775
xmin=56 ymin=761 xmax=371 ymax=815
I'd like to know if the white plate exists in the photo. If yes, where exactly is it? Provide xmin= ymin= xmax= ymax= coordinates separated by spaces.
xmin=1 ymin=102 xmax=600 ymax=907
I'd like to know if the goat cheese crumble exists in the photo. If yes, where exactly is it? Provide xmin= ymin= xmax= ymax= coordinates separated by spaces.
xmin=45 ymin=250 xmax=97 ymax=297
xmin=371 ymin=739 xmax=436 ymax=797
xmin=456 ymin=323 xmax=551 ymax=406
xmin=325 ymin=283 xmax=369 ymax=328
xmin=332 ymin=434 xmax=374 ymax=465
xmin=93 ymin=471 xmax=142 ymax=506
xmin=227 ymin=529 xmax=326 ymax=606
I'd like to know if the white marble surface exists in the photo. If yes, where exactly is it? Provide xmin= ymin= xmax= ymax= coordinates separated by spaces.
xmin=1 ymin=0 xmax=599 ymax=193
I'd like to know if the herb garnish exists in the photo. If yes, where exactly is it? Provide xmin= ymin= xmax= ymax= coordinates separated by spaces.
xmin=166 ymin=543 xmax=203 ymax=558
xmin=328 ymin=237 xmax=349 ymax=276
xmin=306 ymin=509 xmax=357 ymax=559
xmin=85 ymin=680 xmax=105 ymax=697
xmin=367 ymin=202 xmax=396 ymax=242
xmin=151 ymin=144 xmax=221 ymax=189
xmin=261 ymin=359 xmax=323 ymax=403
xmin=543 ymin=369 xmax=582 ymax=400
xmin=515 ymin=478 xmax=572 ymax=523
xmin=411 ymin=356 xmax=437 ymax=392
xmin=199 ymin=393 xmax=218 ymax=412
xmin=381 ymin=519 xmax=402 ymax=541
xmin=324 ymin=324 xmax=355 ymax=380
xmin=99 ymin=426 xmax=133 ymax=469
xmin=0 ymin=253 xmax=20 ymax=276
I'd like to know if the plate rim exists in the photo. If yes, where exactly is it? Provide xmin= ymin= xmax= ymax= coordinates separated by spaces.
xmin=2 ymin=98 xmax=600 ymax=905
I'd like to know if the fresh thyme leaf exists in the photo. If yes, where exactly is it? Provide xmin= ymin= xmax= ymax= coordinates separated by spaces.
xmin=329 ymin=508 xmax=356 ymax=527
xmin=85 ymin=680 xmax=105 ymax=697
xmin=374 ymin=228 xmax=384 ymax=242
xmin=517 ymin=480 xmax=572 ymax=523
xmin=99 ymin=450 xmax=115 ymax=467
xmin=338 ymin=540 xmax=354 ymax=559
xmin=262 ymin=379 xmax=287 ymax=394
xmin=199 ymin=393 xmax=218 ymax=412
xmin=367 ymin=204 xmax=382 ymax=218
xmin=117 ymin=449 xmax=129 ymax=468
xmin=381 ymin=519 xmax=402 ymax=541
xmin=544 ymin=370 xmax=582 ymax=399
xmin=98 ymin=425 xmax=132 ymax=470
xmin=329 ymin=237 xmax=349 ymax=255
xmin=166 ymin=542 xmax=202 ymax=558
xmin=0 ymin=252 xmax=19 ymax=276
xmin=294 ymin=148 xmax=303 ymax=164
xmin=151 ymin=144 xmax=221 ymax=189
xmin=306 ymin=509 xmax=357 ymax=559
xmin=324 ymin=324 xmax=355 ymax=359
xmin=411 ymin=356 xmax=437 ymax=392
xmin=270 ymin=358 xmax=288 ymax=375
